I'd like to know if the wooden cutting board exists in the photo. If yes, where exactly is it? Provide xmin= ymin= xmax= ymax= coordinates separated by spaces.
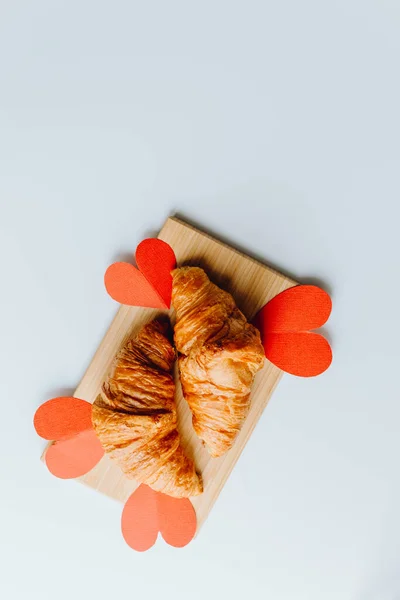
xmin=43 ymin=217 xmax=296 ymax=529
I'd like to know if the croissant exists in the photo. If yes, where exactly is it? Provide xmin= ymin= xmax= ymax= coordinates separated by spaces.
xmin=172 ymin=267 xmax=265 ymax=458
xmin=92 ymin=318 xmax=202 ymax=498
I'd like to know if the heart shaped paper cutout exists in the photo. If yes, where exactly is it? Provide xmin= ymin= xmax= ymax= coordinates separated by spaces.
xmin=34 ymin=397 xmax=104 ymax=479
xmin=34 ymin=397 xmax=94 ymax=440
xmin=121 ymin=484 xmax=197 ymax=552
xmin=104 ymin=239 xmax=176 ymax=308
xmin=45 ymin=429 xmax=104 ymax=479
xmin=253 ymin=285 xmax=332 ymax=377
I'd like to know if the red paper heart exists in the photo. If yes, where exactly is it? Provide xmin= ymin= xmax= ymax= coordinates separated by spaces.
xmin=34 ymin=397 xmax=93 ymax=440
xmin=34 ymin=397 xmax=104 ymax=479
xmin=253 ymin=285 xmax=332 ymax=377
xmin=45 ymin=429 xmax=104 ymax=479
xmin=121 ymin=484 xmax=197 ymax=552
xmin=104 ymin=239 xmax=176 ymax=308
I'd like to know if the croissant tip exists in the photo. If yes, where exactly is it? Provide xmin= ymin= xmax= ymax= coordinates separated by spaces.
xmin=195 ymin=472 xmax=204 ymax=495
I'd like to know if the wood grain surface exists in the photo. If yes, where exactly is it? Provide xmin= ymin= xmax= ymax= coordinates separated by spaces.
xmin=42 ymin=217 xmax=296 ymax=529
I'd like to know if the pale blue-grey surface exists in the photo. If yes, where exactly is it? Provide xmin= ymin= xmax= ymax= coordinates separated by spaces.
xmin=1 ymin=2 xmax=399 ymax=599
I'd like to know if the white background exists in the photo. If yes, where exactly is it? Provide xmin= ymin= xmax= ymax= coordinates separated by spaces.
xmin=1 ymin=2 xmax=400 ymax=599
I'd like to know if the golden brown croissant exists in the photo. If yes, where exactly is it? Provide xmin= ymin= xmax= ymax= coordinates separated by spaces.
xmin=172 ymin=267 xmax=265 ymax=458
xmin=92 ymin=318 xmax=202 ymax=498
